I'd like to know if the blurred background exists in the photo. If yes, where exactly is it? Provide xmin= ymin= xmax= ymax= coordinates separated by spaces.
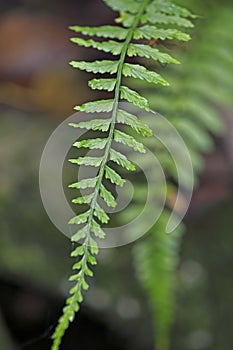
xmin=0 ymin=1 xmax=232 ymax=350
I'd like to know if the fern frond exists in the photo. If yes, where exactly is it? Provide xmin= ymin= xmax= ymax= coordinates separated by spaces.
xmin=73 ymin=138 xmax=108 ymax=150
xmin=185 ymin=99 xmax=224 ymax=133
xmin=88 ymin=78 xmax=116 ymax=92
xmin=120 ymin=86 xmax=150 ymax=110
xmin=134 ymin=212 xmax=184 ymax=350
xmin=94 ymin=203 xmax=110 ymax=223
xmin=70 ymin=38 xmax=123 ymax=55
xmin=122 ymin=63 xmax=169 ymax=86
xmin=69 ymin=25 xmax=128 ymax=39
xmin=110 ymin=148 xmax=136 ymax=171
xmin=114 ymin=129 xmax=146 ymax=153
xmin=74 ymin=99 xmax=114 ymax=113
xmin=68 ymin=177 xmax=97 ymax=189
xmin=100 ymin=184 xmax=117 ymax=207
xmin=133 ymin=25 xmax=191 ymax=41
xmin=127 ymin=44 xmax=179 ymax=65
xmin=104 ymin=0 xmax=142 ymax=13
xmin=69 ymin=60 xmax=119 ymax=74
xmin=68 ymin=210 xmax=91 ymax=225
xmin=129 ymin=4 xmax=232 ymax=350
xmin=72 ymin=193 xmax=94 ymax=205
xmin=141 ymin=12 xmax=194 ymax=27
xmin=104 ymin=165 xmax=125 ymax=186
xmin=91 ymin=220 xmax=106 ymax=238
xmin=52 ymin=1 xmax=195 ymax=349
xmin=146 ymin=1 xmax=195 ymax=18
xmin=172 ymin=119 xmax=213 ymax=153
xmin=69 ymin=119 xmax=111 ymax=132
xmin=69 ymin=156 xmax=103 ymax=167
xmin=117 ymin=109 xmax=152 ymax=137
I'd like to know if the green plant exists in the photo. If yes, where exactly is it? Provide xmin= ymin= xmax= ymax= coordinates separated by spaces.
xmin=130 ymin=2 xmax=232 ymax=349
xmin=51 ymin=1 xmax=196 ymax=349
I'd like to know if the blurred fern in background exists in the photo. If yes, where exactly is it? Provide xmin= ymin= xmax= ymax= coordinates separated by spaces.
xmin=131 ymin=1 xmax=233 ymax=349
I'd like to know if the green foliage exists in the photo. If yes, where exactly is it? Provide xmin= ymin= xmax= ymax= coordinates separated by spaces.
xmin=73 ymin=138 xmax=108 ymax=150
xmin=129 ymin=3 xmax=232 ymax=350
xmin=100 ymin=184 xmax=117 ymax=207
xmin=133 ymin=25 xmax=191 ymax=41
xmin=127 ymin=44 xmax=179 ymax=65
xmin=117 ymin=109 xmax=153 ymax=137
xmin=120 ymin=86 xmax=150 ymax=110
xmin=69 ymin=119 xmax=111 ymax=132
xmin=134 ymin=212 xmax=184 ymax=350
xmin=69 ymin=60 xmax=119 ymax=74
xmin=68 ymin=177 xmax=97 ymax=189
xmin=122 ymin=63 xmax=169 ymax=86
xmin=104 ymin=165 xmax=125 ymax=186
xmin=143 ymin=6 xmax=230 ymax=177
xmin=51 ymin=1 xmax=195 ymax=349
xmin=110 ymin=148 xmax=136 ymax=171
xmin=74 ymin=99 xmax=114 ymax=113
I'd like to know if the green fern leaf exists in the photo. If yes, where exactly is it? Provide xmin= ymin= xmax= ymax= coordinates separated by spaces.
xmin=68 ymin=210 xmax=91 ymax=225
xmin=123 ymin=63 xmax=169 ymax=86
xmin=70 ymin=38 xmax=123 ymax=55
xmin=68 ymin=177 xmax=97 ymax=189
xmin=88 ymin=237 xmax=99 ymax=255
xmin=71 ymin=226 xmax=88 ymax=244
xmin=117 ymin=109 xmax=152 ymax=137
xmin=110 ymin=149 xmax=136 ymax=171
xmin=69 ymin=60 xmax=119 ymax=74
xmin=73 ymin=138 xmax=107 ymax=150
xmin=104 ymin=0 xmax=141 ymax=13
xmin=72 ymin=260 xmax=84 ymax=270
xmin=87 ymin=254 xmax=97 ymax=265
xmin=141 ymin=13 xmax=194 ymax=27
xmin=72 ymin=193 xmax=94 ymax=205
xmin=69 ymin=25 xmax=128 ymax=39
xmin=120 ymin=86 xmax=150 ymax=110
xmin=100 ymin=184 xmax=117 ymax=207
xmin=91 ymin=220 xmax=106 ymax=239
xmin=115 ymin=12 xmax=135 ymax=27
xmin=146 ymin=1 xmax=195 ymax=18
xmin=134 ymin=25 xmax=191 ymax=41
xmin=74 ymin=100 xmax=113 ymax=113
xmin=94 ymin=204 xmax=110 ymax=224
xmin=114 ymin=129 xmax=146 ymax=153
xmin=69 ymin=119 xmax=111 ymax=132
xmin=88 ymin=78 xmax=116 ymax=92
xmin=104 ymin=165 xmax=125 ymax=186
xmin=69 ymin=157 xmax=102 ymax=167
xmin=83 ymin=265 xmax=94 ymax=277
xmin=128 ymin=43 xmax=179 ymax=65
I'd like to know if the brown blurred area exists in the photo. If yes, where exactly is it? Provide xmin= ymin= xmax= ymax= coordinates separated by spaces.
xmin=190 ymin=108 xmax=233 ymax=215
xmin=0 ymin=1 xmax=113 ymax=118
xmin=0 ymin=10 xmax=82 ymax=117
